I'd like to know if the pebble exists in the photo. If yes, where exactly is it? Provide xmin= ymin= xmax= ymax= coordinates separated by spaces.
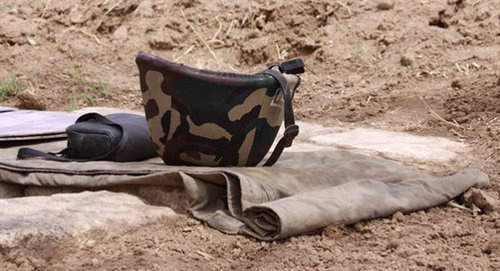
xmin=392 ymin=211 xmax=405 ymax=222
xmin=386 ymin=240 xmax=400 ymax=250
xmin=377 ymin=23 xmax=387 ymax=31
xmin=463 ymin=188 xmax=498 ymax=214
xmin=451 ymin=80 xmax=462 ymax=89
xmin=400 ymin=55 xmax=414 ymax=67
xmin=377 ymin=2 xmax=394 ymax=11
xmin=182 ymin=227 xmax=193 ymax=232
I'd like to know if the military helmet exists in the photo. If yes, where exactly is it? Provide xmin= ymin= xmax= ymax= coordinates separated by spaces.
xmin=136 ymin=53 xmax=304 ymax=167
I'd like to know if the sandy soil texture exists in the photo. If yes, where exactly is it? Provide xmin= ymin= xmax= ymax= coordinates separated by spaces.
xmin=0 ymin=0 xmax=498 ymax=270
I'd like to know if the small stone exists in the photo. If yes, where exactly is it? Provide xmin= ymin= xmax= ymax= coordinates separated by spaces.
xmin=377 ymin=23 xmax=388 ymax=31
xmin=392 ymin=211 xmax=405 ymax=222
xmin=463 ymin=188 xmax=498 ymax=214
xmin=186 ymin=219 xmax=200 ymax=226
xmin=133 ymin=248 xmax=146 ymax=256
xmin=376 ymin=2 xmax=394 ymax=11
xmin=247 ymin=30 xmax=260 ymax=39
xmin=451 ymin=80 xmax=462 ymax=89
xmin=400 ymin=55 xmax=413 ymax=67
xmin=134 ymin=0 xmax=154 ymax=17
xmin=415 ymin=260 xmax=425 ymax=266
xmin=85 ymin=239 xmax=96 ymax=248
xmin=380 ymin=35 xmax=396 ymax=46
xmin=232 ymin=241 xmax=242 ymax=249
xmin=231 ymin=248 xmax=241 ymax=257
xmin=91 ymin=258 xmax=99 ymax=267
xmin=27 ymin=37 xmax=36 ymax=46
xmin=386 ymin=239 xmax=399 ymax=250
xmin=69 ymin=12 xmax=86 ymax=24
xmin=260 ymin=241 xmax=270 ymax=249
xmin=255 ymin=16 xmax=266 ymax=30
xmin=351 ymin=222 xmax=372 ymax=234
xmin=427 ymin=263 xmax=446 ymax=271
xmin=113 ymin=25 xmax=128 ymax=41
xmin=148 ymin=36 xmax=176 ymax=50
xmin=310 ymin=259 xmax=320 ymax=267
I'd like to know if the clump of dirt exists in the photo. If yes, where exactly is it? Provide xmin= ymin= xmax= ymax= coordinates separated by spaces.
xmin=16 ymin=91 xmax=47 ymax=110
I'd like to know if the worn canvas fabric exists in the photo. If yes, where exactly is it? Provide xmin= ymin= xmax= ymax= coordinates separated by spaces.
xmin=0 ymin=106 xmax=16 ymax=113
xmin=0 ymin=110 xmax=79 ymax=141
xmin=0 ymin=136 xmax=489 ymax=240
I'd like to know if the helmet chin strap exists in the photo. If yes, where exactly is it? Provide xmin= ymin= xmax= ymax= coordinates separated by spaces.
xmin=257 ymin=66 xmax=302 ymax=167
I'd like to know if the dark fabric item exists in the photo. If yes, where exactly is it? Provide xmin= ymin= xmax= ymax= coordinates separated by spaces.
xmin=17 ymin=113 xmax=157 ymax=162
xmin=136 ymin=53 xmax=302 ymax=167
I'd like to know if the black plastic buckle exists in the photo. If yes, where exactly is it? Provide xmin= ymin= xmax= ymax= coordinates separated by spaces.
xmin=279 ymin=59 xmax=305 ymax=75
xmin=283 ymin=124 xmax=299 ymax=147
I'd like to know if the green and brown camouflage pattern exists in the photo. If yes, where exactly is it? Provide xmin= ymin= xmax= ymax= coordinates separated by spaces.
xmin=136 ymin=53 xmax=299 ymax=166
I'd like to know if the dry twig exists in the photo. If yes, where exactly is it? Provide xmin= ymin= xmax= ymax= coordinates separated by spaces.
xmin=225 ymin=64 xmax=240 ymax=73
xmin=226 ymin=19 xmax=234 ymax=36
xmin=450 ymin=128 xmax=465 ymax=138
xmin=210 ymin=16 xmax=223 ymax=42
xmin=41 ymin=0 xmax=51 ymax=19
xmin=79 ymin=29 xmax=103 ymax=45
xmin=174 ymin=45 xmax=195 ymax=62
xmin=446 ymin=200 xmax=472 ymax=214
xmin=276 ymin=44 xmax=282 ymax=60
xmin=60 ymin=27 xmax=103 ymax=46
xmin=96 ymin=0 xmax=122 ymax=31
xmin=336 ymin=1 xmax=352 ymax=15
xmin=420 ymin=97 xmax=465 ymax=129
xmin=180 ymin=8 xmax=220 ymax=68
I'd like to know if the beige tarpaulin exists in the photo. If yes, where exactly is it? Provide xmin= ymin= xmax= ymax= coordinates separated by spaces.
xmin=0 ymin=137 xmax=490 ymax=240
xmin=0 ymin=110 xmax=79 ymax=141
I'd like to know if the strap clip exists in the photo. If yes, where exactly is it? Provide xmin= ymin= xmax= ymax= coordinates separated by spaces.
xmin=283 ymin=124 xmax=299 ymax=147
xmin=279 ymin=59 xmax=305 ymax=74
xmin=268 ymin=59 xmax=305 ymax=75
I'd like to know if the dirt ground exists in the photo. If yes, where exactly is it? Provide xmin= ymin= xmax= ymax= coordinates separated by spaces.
xmin=0 ymin=0 xmax=499 ymax=270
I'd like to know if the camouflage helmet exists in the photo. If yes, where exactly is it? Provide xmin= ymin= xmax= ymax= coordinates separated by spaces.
xmin=136 ymin=53 xmax=304 ymax=167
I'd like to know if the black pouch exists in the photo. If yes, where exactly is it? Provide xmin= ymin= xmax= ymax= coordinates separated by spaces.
xmin=17 ymin=113 xmax=158 ymax=162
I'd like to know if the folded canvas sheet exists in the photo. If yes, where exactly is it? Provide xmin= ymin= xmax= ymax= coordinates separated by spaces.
xmin=0 ymin=110 xmax=79 ymax=141
xmin=0 ymin=106 xmax=16 ymax=113
xmin=0 ymin=137 xmax=490 ymax=240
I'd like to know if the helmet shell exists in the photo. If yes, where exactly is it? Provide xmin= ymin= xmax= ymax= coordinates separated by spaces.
xmin=136 ymin=53 xmax=298 ymax=166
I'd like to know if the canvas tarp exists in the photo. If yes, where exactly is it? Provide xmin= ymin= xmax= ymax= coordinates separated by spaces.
xmin=0 ymin=137 xmax=489 ymax=240
xmin=0 ymin=110 xmax=79 ymax=141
